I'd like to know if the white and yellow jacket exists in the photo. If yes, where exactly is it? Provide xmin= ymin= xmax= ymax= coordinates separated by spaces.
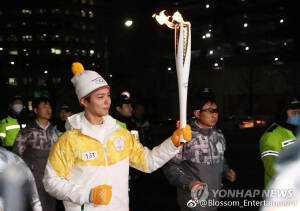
xmin=43 ymin=112 xmax=180 ymax=211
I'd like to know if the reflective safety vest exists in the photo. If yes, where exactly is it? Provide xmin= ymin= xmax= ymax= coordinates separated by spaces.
xmin=116 ymin=120 xmax=140 ymax=140
xmin=116 ymin=119 xmax=127 ymax=129
xmin=0 ymin=115 xmax=26 ymax=147
xmin=259 ymin=123 xmax=296 ymax=187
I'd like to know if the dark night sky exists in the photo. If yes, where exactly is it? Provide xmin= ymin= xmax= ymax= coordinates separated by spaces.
xmin=109 ymin=0 xmax=297 ymax=73
xmin=106 ymin=0 xmax=299 ymax=120
xmin=0 ymin=0 xmax=298 ymax=118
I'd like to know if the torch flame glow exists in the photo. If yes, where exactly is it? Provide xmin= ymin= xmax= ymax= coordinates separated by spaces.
xmin=152 ymin=10 xmax=189 ymax=29
xmin=153 ymin=10 xmax=191 ymax=143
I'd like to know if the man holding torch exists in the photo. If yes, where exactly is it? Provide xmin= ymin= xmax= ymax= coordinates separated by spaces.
xmin=42 ymin=62 xmax=192 ymax=211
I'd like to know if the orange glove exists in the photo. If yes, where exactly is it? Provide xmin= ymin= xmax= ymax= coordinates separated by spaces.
xmin=89 ymin=185 xmax=112 ymax=205
xmin=171 ymin=124 xmax=192 ymax=147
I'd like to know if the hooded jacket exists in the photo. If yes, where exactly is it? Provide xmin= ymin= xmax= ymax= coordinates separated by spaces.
xmin=43 ymin=112 xmax=180 ymax=211
xmin=13 ymin=120 xmax=59 ymax=210
xmin=163 ymin=120 xmax=228 ymax=211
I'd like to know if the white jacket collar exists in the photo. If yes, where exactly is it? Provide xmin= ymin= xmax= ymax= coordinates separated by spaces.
xmin=65 ymin=112 xmax=120 ymax=140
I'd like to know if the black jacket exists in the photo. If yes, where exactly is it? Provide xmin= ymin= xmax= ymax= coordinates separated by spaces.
xmin=163 ymin=120 xmax=229 ymax=211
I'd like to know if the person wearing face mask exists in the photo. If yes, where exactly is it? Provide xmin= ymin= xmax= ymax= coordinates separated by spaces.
xmin=0 ymin=96 xmax=26 ymax=151
xmin=259 ymin=97 xmax=300 ymax=187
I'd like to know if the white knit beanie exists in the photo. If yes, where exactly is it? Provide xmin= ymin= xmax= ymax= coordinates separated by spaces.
xmin=71 ymin=62 xmax=109 ymax=101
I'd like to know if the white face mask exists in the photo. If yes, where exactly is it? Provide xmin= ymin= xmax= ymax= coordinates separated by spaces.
xmin=12 ymin=104 xmax=23 ymax=114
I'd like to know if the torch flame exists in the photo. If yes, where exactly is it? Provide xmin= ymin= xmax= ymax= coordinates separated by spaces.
xmin=172 ymin=11 xmax=185 ymax=24
xmin=153 ymin=10 xmax=189 ymax=29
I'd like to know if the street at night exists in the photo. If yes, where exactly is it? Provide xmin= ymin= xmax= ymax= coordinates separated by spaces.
xmin=1 ymin=0 xmax=300 ymax=211
xmin=128 ymin=122 xmax=266 ymax=211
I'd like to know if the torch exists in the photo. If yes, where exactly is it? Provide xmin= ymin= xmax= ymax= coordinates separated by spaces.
xmin=153 ymin=11 xmax=191 ymax=143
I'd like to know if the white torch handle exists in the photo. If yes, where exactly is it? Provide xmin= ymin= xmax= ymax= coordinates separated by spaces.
xmin=175 ymin=24 xmax=191 ymax=143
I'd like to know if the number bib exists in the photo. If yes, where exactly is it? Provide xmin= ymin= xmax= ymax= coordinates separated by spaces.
xmin=82 ymin=151 xmax=98 ymax=161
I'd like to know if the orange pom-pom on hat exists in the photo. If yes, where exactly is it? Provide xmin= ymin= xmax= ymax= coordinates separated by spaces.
xmin=71 ymin=62 xmax=85 ymax=75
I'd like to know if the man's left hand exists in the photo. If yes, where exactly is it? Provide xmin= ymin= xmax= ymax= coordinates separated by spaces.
xmin=225 ymin=169 xmax=236 ymax=182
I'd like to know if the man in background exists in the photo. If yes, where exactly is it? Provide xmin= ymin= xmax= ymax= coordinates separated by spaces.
xmin=131 ymin=103 xmax=151 ymax=147
xmin=113 ymin=91 xmax=134 ymax=130
xmin=163 ymin=90 xmax=236 ymax=211
xmin=0 ymin=95 xmax=26 ymax=151
xmin=13 ymin=97 xmax=59 ymax=210
xmin=259 ymin=97 xmax=300 ymax=187
xmin=54 ymin=104 xmax=73 ymax=134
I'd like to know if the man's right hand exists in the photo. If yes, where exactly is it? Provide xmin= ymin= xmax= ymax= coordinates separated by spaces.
xmin=89 ymin=185 xmax=112 ymax=205
xmin=171 ymin=125 xmax=192 ymax=147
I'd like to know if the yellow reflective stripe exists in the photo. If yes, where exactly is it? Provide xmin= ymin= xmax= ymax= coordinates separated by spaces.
xmin=0 ymin=132 xmax=6 ymax=137
xmin=5 ymin=125 xmax=20 ymax=130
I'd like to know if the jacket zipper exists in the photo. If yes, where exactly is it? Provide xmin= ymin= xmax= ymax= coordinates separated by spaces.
xmin=103 ymin=146 xmax=108 ymax=166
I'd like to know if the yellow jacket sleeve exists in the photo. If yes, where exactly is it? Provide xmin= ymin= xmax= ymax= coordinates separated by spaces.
xmin=42 ymin=131 xmax=90 ymax=205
